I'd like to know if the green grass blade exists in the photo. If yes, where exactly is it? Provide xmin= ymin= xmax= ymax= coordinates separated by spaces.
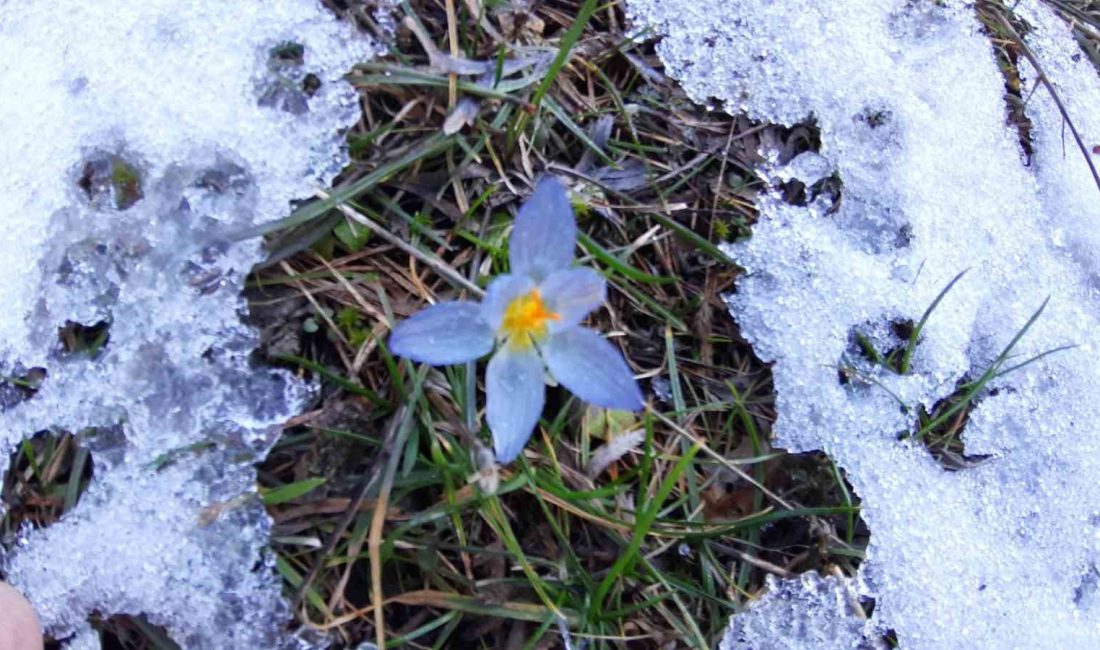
xmin=64 ymin=445 xmax=89 ymax=511
xmin=529 ymin=0 xmax=599 ymax=110
xmin=577 ymin=231 xmax=675 ymax=285
xmin=508 ymin=0 xmax=600 ymax=147
xmin=648 ymin=211 xmax=736 ymax=266
xmin=542 ymin=97 xmax=617 ymax=168
xmin=261 ymin=477 xmax=327 ymax=506
xmin=590 ymin=440 xmax=700 ymax=618
xmin=992 ymin=343 xmax=1077 ymax=379
xmin=241 ymin=133 xmax=454 ymax=239
xmin=900 ymin=269 xmax=968 ymax=374
xmin=275 ymin=555 xmax=330 ymax=615
xmin=273 ymin=354 xmax=389 ymax=407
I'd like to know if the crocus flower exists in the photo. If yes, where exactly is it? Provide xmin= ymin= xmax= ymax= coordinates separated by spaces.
xmin=388 ymin=177 xmax=644 ymax=463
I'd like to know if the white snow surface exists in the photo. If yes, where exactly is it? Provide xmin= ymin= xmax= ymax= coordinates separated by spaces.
xmin=719 ymin=572 xmax=882 ymax=650
xmin=628 ymin=0 xmax=1100 ymax=648
xmin=0 ymin=2 xmax=373 ymax=648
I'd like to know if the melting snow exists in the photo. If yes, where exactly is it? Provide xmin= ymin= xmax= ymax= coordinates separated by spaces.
xmin=629 ymin=0 xmax=1100 ymax=647
xmin=0 ymin=1 xmax=372 ymax=647
xmin=720 ymin=572 xmax=881 ymax=650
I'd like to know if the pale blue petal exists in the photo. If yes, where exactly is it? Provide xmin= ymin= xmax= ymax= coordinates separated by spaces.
xmin=388 ymin=301 xmax=493 ymax=365
xmin=509 ymin=177 xmax=576 ymax=280
xmin=486 ymin=344 xmax=545 ymax=463
xmin=539 ymin=268 xmax=607 ymax=332
xmin=543 ymin=328 xmax=643 ymax=411
xmin=480 ymin=274 xmax=535 ymax=331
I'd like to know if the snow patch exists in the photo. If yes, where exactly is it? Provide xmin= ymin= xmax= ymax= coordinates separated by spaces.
xmin=629 ymin=0 xmax=1100 ymax=647
xmin=0 ymin=1 xmax=373 ymax=647
xmin=719 ymin=572 xmax=881 ymax=650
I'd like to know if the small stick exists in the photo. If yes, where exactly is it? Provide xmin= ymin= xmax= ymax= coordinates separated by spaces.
xmin=291 ymin=367 xmax=426 ymax=622
xmin=445 ymin=0 xmax=460 ymax=107
xmin=315 ymin=189 xmax=484 ymax=297
xmin=994 ymin=8 xmax=1100 ymax=199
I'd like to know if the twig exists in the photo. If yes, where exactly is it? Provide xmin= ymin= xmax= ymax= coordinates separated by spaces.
xmin=650 ymin=410 xmax=794 ymax=510
xmin=993 ymin=8 xmax=1100 ymax=199
xmin=291 ymin=367 xmax=427 ymax=618
xmin=315 ymin=189 xmax=484 ymax=297
xmin=709 ymin=540 xmax=794 ymax=578
xmin=445 ymin=0 xmax=459 ymax=107
xmin=369 ymin=366 xmax=427 ymax=648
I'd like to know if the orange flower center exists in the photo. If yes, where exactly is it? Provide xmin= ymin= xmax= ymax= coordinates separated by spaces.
xmin=500 ymin=289 xmax=560 ymax=347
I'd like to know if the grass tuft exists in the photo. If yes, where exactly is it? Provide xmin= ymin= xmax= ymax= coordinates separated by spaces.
xmin=250 ymin=1 xmax=868 ymax=647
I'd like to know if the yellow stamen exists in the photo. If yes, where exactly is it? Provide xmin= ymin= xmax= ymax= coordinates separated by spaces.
xmin=500 ymin=289 xmax=560 ymax=347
